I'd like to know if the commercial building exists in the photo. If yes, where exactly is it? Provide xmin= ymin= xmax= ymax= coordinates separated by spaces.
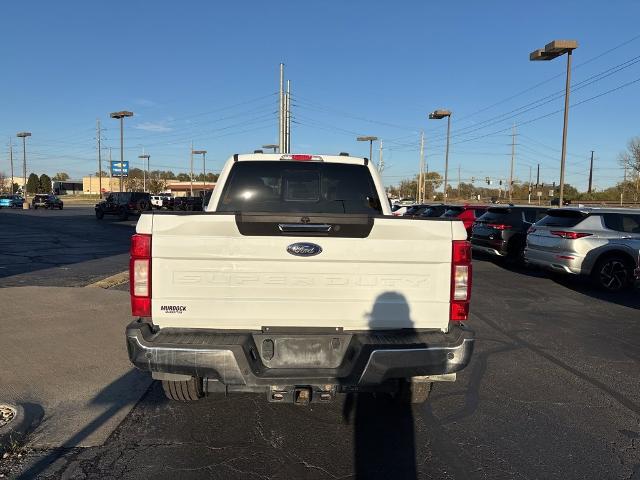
xmin=82 ymin=177 xmax=122 ymax=195
xmin=80 ymin=177 xmax=215 ymax=197
xmin=165 ymin=181 xmax=216 ymax=197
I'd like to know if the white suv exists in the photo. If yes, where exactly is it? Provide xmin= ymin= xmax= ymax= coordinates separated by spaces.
xmin=150 ymin=195 xmax=170 ymax=209
xmin=525 ymin=208 xmax=640 ymax=291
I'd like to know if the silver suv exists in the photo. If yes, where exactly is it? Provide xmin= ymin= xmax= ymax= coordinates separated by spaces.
xmin=525 ymin=208 xmax=640 ymax=292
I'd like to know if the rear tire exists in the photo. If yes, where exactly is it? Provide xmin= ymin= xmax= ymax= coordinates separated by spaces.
xmin=162 ymin=377 xmax=204 ymax=401
xmin=394 ymin=379 xmax=433 ymax=404
xmin=95 ymin=208 xmax=104 ymax=220
xmin=59 ymin=204 xmax=63 ymax=210
xmin=591 ymin=254 xmax=633 ymax=292
xmin=33 ymin=205 xmax=38 ymax=210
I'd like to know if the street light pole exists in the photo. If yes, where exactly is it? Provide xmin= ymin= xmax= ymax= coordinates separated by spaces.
xmin=8 ymin=137 xmax=14 ymax=195
xmin=356 ymin=136 xmax=378 ymax=164
xmin=262 ymin=144 xmax=279 ymax=153
xmin=16 ymin=132 xmax=31 ymax=208
xmin=428 ymin=110 xmax=452 ymax=199
xmin=559 ymin=49 xmax=573 ymax=206
xmin=110 ymin=111 xmax=134 ymax=193
xmin=530 ymin=40 xmax=578 ymax=207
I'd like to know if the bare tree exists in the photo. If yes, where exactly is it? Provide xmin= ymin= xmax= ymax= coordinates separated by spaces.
xmin=619 ymin=137 xmax=640 ymax=174
xmin=619 ymin=137 xmax=640 ymax=200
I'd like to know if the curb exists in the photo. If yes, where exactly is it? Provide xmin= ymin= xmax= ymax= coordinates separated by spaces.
xmin=0 ymin=403 xmax=43 ymax=456
xmin=85 ymin=271 xmax=129 ymax=289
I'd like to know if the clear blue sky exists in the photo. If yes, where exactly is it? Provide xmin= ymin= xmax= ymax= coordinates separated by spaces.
xmin=1 ymin=0 xmax=640 ymax=191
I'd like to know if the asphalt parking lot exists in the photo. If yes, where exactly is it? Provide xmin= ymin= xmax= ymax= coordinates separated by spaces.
xmin=1 ymin=207 xmax=639 ymax=480
xmin=0 ymin=206 xmax=136 ymax=288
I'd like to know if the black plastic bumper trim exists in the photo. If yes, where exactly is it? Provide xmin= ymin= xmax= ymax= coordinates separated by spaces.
xmin=126 ymin=319 xmax=475 ymax=387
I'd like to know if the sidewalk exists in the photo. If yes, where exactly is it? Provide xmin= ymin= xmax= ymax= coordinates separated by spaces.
xmin=0 ymin=286 xmax=151 ymax=448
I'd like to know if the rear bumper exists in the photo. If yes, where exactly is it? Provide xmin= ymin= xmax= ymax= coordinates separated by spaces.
xmin=524 ymin=247 xmax=584 ymax=274
xmin=472 ymin=244 xmax=507 ymax=257
xmin=126 ymin=319 xmax=475 ymax=387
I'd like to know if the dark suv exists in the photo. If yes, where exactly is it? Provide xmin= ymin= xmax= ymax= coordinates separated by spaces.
xmin=471 ymin=205 xmax=548 ymax=262
xmin=172 ymin=196 xmax=203 ymax=211
xmin=95 ymin=192 xmax=151 ymax=220
xmin=32 ymin=194 xmax=64 ymax=210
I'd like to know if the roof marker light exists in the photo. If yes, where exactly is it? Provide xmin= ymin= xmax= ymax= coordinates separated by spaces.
xmin=280 ymin=154 xmax=323 ymax=162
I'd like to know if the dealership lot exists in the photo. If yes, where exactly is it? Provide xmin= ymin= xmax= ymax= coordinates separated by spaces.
xmin=1 ymin=208 xmax=639 ymax=479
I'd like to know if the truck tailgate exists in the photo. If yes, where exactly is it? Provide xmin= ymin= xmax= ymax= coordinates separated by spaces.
xmin=145 ymin=214 xmax=461 ymax=331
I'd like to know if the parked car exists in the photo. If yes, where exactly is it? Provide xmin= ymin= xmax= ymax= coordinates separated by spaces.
xmin=550 ymin=198 xmax=571 ymax=206
xmin=0 ymin=195 xmax=23 ymax=208
xmin=173 ymin=196 xmax=203 ymax=211
xmin=161 ymin=196 xmax=175 ymax=210
xmin=403 ymin=204 xmax=430 ymax=217
xmin=151 ymin=194 xmax=171 ymax=209
xmin=126 ymin=152 xmax=474 ymax=404
xmin=391 ymin=204 xmax=411 ymax=216
xmin=471 ymin=205 xmax=548 ymax=261
xmin=420 ymin=204 xmax=449 ymax=218
xmin=32 ymin=194 xmax=64 ymax=210
xmin=441 ymin=205 xmax=488 ymax=237
xmin=525 ymin=208 xmax=640 ymax=291
xmin=95 ymin=192 xmax=151 ymax=220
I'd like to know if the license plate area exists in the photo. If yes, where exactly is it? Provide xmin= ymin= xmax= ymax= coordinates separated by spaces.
xmin=252 ymin=333 xmax=352 ymax=368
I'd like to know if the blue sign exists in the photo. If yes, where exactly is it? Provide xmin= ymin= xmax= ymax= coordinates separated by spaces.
xmin=111 ymin=161 xmax=129 ymax=177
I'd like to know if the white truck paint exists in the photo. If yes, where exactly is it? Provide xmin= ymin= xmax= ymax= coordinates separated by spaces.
xmin=128 ymin=153 xmax=474 ymax=404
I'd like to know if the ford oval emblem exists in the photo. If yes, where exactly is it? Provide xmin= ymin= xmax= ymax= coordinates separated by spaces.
xmin=287 ymin=242 xmax=322 ymax=257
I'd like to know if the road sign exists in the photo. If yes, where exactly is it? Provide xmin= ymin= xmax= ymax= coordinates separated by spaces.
xmin=111 ymin=161 xmax=129 ymax=177
xmin=549 ymin=190 xmax=554 ymax=197
xmin=537 ymin=191 xmax=542 ymax=197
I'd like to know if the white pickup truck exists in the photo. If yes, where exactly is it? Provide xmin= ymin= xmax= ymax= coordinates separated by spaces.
xmin=126 ymin=153 xmax=474 ymax=404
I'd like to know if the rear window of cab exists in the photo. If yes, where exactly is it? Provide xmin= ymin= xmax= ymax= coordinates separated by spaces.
xmin=218 ymin=161 xmax=382 ymax=214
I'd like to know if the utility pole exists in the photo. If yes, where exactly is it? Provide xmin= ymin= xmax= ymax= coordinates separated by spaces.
xmin=457 ymin=164 xmax=461 ymax=198
xmin=528 ymin=165 xmax=532 ymax=204
xmin=509 ymin=124 xmax=516 ymax=203
xmin=622 ymin=164 xmax=627 ymax=204
xmin=279 ymin=63 xmax=284 ymax=153
xmin=190 ymin=141 xmax=194 ymax=197
xmin=96 ymin=119 xmax=102 ymax=197
xmin=285 ymin=80 xmax=291 ymax=153
xmin=536 ymin=163 xmax=540 ymax=188
xmin=588 ymin=150 xmax=594 ymax=193
xmin=418 ymin=131 xmax=424 ymax=203
xmin=378 ymin=139 xmax=384 ymax=174
xmin=9 ymin=138 xmax=14 ymax=194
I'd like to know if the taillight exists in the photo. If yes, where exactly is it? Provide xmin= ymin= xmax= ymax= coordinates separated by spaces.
xmin=550 ymin=231 xmax=592 ymax=239
xmin=130 ymin=234 xmax=151 ymax=317
xmin=487 ymin=224 xmax=511 ymax=230
xmin=450 ymin=240 xmax=472 ymax=322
